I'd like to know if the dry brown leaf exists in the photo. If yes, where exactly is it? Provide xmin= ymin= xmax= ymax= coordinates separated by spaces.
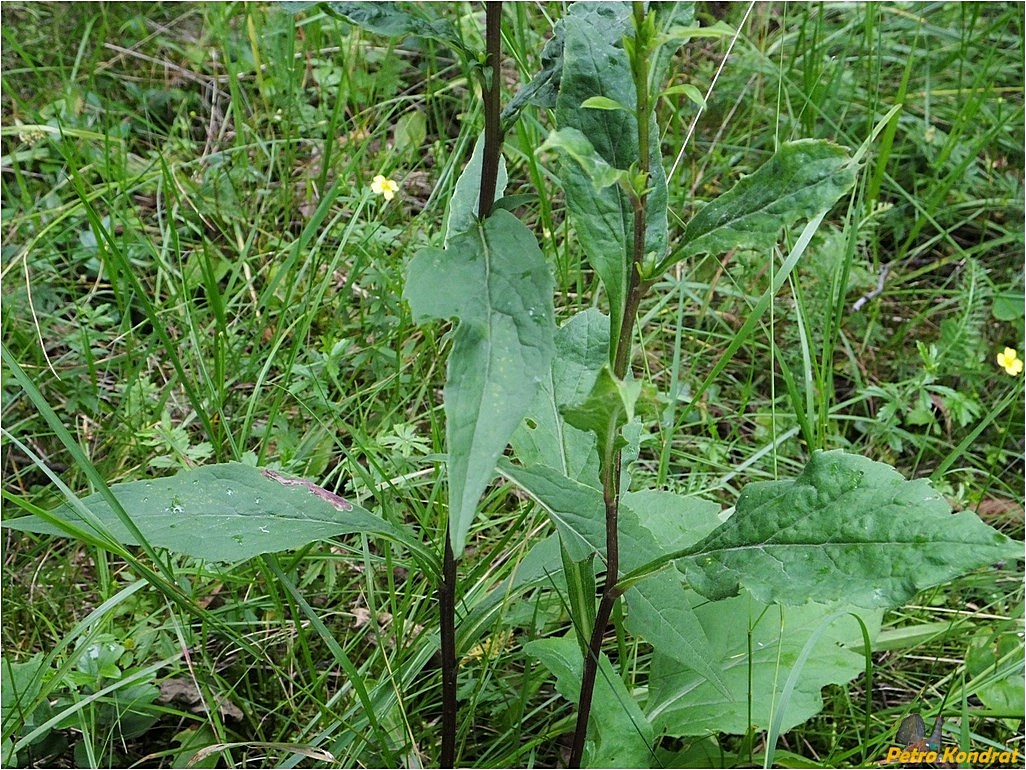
xmin=159 ymin=677 xmax=244 ymax=720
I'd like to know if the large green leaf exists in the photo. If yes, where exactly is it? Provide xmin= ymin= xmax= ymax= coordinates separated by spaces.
xmin=619 ymin=491 xmax=730 ymax=696
xmin=497 ymin=459 xmax=604 ymax=562
xmin=445 ymin=133 xmax=508 ymax=246
xmin=2 ymin=464 xmax=426 ymax=564
xmin=624 ymin=571 xmax=729 ymax=697
xmin=497 ymin=462 xmax=725 ymax=573
xmin=325 ymin=3 xmax=464 ymax=51
xmin=674 ymin=450 xmax=1021 ymax=608
xmin=621 ymin=488 xmax=724 ymax=557
xmin=504 ymin=2 xmax=701 ymax=124
xmin=554 ymin=2 xmax=668 ymax=358
xmin=646 ymin=591 xmax=881 ymax=736
xmin=672 ymin=139 xmax=858 ymax=266
xmin=527 ymin=634 xmax=655 ymax=768
xmin=405 ymin=210 xmax=555 ymax=557
xmin=498 ymin=461 xmax=728 ymax=690
xmin=615 ymin=492 xmax=727 ymax=695
xmin=503 ymin=15 xmax=565 ymax=120
xmin=510 ymin=308 xmax=609 ymax=486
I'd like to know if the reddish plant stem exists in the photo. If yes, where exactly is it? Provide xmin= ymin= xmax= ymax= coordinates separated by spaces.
xmin=441 ymin=5 xmax=504 ymax=766
xmin=478 ymin=1 xmax=504 ymax=220
xmin=569 ymin=452 xmax=623 ymax=767
xmin=439 ymin=537 xmax=458 ymax=767
xmin=569 ymin=5 xmax=653 ymax=766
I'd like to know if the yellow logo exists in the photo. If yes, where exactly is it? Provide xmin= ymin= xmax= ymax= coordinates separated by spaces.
xmin=884 ymin=745 xmax=1021 ymax=766
xmin=883 ymin=713 xmax=1019 ymax=767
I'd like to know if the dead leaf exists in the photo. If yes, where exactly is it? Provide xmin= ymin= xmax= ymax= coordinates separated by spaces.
xmin=974 ymin=498 xmax=1025 ymax=523
xmin=351 ymin=606 xmax=372 ymax=629
xmin=159 ymin=677 xmax=244 ymax=720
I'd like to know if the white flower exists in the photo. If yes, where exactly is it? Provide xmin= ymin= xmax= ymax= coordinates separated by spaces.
xmin=371 ymin=174 xmax=399 ymax=201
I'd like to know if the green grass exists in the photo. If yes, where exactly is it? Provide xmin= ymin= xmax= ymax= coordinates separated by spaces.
xmin=2 ymin=2 xmax=1022 ymax=767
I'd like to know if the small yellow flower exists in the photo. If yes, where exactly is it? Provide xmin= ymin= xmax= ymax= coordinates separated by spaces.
xmin=996 ymin=347 xmax=1023 ymax=376
xmin=370 ymin=174 xmax=399 ymax=202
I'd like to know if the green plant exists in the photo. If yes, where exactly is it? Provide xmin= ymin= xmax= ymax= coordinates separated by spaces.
xmin=1 ymin=587 xmax=178 ymax=768
xmin=2 ymin=3 xmax=1021 ymax=768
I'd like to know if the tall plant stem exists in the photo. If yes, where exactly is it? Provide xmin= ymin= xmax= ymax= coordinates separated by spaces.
xmin=570 ymin=5 xmax=653 ymax=766
xmin=440 ymin=4 xmax=504 ymax=766
xmin=439 ymin=537 xmax=457 ymax=767
xmin=569 ymin=456 xmax=623 ymax=767
xmin=478 ymin=1 xmax=504 ymax=220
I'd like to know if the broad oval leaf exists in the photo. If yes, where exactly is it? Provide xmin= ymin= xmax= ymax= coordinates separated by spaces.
xmin=677 ymin=450 xmax=1021 ymax=608
xmin=2 ymin=464 xmax=421 ymax=564
xmin=620 ymin=492 xmax=730 ymax=697
xmin=510 ymin=308 xmax=610 ymax=486
xmin=674 ymin=139 xmax=858 ymax=265
xmin=405 ymin=210 xmax=555 ymax=557
xmin=623 ymin=572 xmax=730 ymax=698
xmin=647 ymin=590 xmax=881 ymax=736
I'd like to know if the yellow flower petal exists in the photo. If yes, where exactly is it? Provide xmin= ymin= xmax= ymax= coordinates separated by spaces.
xmin=996 ymin=347 xmax=1023 ymax=376
xmin=370 ymin=174 xmax=399 ymax=201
